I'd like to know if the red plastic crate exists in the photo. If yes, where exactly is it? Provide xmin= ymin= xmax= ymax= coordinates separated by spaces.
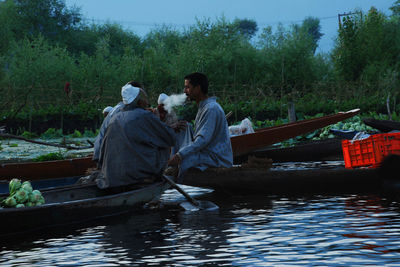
xmin=342 ymin=132 xmax=400 ymax=169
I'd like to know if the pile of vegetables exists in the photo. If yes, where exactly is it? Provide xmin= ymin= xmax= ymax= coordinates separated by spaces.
xmin=312 ymin=116 xmax=377 ymax=140
xmin=0 ymin=179 xmax=45 ymax=208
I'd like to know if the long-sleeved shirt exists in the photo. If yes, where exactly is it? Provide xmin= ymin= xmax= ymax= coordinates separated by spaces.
xmin=177 ymin=97 xmax=233 ymax=175
xmin=96 ymin=108 xmax=176 ymax=188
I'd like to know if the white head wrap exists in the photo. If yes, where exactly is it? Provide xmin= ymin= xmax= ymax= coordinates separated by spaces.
xmin=102 ymin=106 xmax=113 ymax=114
xmin=121 ymin=84 xmax=140 ymax=105
xmin=158 ymin=93 xmax=169 ymax=105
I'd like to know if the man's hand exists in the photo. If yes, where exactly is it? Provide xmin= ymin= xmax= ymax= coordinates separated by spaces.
xmin=170 ymin=120 xmax=187 ymax=132
xmin=168 ymin=153 xmax=182 ymax=166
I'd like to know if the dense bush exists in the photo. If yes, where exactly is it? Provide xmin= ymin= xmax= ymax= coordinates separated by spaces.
xmin=0 ymin=0 xmax=399 ymax=134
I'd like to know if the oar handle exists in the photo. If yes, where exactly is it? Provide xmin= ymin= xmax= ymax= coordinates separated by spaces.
xmin=162 ymin=175 xmax=199 ymax=207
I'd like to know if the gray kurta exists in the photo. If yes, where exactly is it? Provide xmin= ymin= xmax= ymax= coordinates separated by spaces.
xmin=96 ymin=107 xmax=176 ymax=188
xmin=176 ymin=97 xmax=233 ymax=177
xmin=92 ymin=102 xmax=124 ymax=162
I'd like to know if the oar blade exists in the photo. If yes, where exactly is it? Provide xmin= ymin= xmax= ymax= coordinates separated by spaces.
xmin=180 ymin=200 xmax=219 ymax=211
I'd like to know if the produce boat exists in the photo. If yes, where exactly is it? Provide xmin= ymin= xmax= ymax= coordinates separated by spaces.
xmin=362 ymin=118 xmax=400 ymax=133
xmin=0 ymin=181 xmax=169 ymax=237
xmin=0 ymin=109 xmax=360 ymax=180
xmin=181 ymin=162 xmax=383 ymax=195
xmin=231 ymin=109 xmax=360 ymax=156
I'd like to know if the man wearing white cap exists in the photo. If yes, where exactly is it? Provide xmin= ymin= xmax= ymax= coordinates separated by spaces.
xmin=92 ymin=81 xmax=142 ymax=163
xmin=95 ymin=82 xmax=176 ymax=189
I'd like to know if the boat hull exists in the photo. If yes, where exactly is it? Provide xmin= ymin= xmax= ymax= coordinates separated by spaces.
xmin=181 ymin=163 xmax=382 ymax=194
xmin=363 ymin=118 xmax=400 ymax=133
xmin=0 ymin=157 xmax=96 ymax=180
xmin=234 ymin=138 xmax=344 ymax=164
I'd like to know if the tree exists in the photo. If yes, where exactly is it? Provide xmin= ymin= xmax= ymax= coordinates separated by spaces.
xmin=258 ymin=22 xmax=319 ymax=91
xmin=0 ymin=0 xmax=20 ymax=53
xmin=390 ymin=0 xmax=400 ymax=16
xmin=300 ymin=17 xmax=323 ymax=53
xmin=332 ymin=7 xmax=398 ymax=84
xmin=11 ymin=0 xmax=82 ymax=43
xmin=233 ymin=18 xmax=258 ymax=39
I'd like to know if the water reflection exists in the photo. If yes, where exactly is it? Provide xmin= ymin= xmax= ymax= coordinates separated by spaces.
xmin=0 ymin=192 xmax=399 ymax=266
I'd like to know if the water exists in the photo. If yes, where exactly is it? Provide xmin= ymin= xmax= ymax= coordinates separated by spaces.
xmin=1 ymin=141 xmax=400 ymax=265
xmin=1 ymin=187 xmax=400 ymax=266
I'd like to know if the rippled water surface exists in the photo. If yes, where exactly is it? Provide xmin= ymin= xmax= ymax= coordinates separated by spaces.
xmin=1 ymin=185 xmax=400 ymax=266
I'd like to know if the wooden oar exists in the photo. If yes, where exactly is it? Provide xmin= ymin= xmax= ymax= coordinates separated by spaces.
xmin=162 ymin=175 xmax=200 ymax=207
xmin=162 ymin=175 xmax=219 ymax=211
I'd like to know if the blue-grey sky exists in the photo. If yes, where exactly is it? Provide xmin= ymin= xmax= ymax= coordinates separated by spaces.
xmin=65 ymin=0 xmax=394 ymax=53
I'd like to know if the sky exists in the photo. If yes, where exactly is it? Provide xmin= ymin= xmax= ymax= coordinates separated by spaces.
xmin=65 ymin=0 xmax=395 ymax=53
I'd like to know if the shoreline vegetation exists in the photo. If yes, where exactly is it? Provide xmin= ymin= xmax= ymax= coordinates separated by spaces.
xmin=1 ymin=1 xmax=400 ymax=136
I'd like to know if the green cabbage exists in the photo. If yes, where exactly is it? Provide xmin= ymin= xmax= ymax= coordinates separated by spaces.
xmin=14 ymin=188 xmax=29 ymax=203
xmin=9 ymin=178 xmax=21 ymax=195
xmin=25 ymin=202 xmax=35 ymax=207
xmin=2 ymin=180 xmax=45 ymax=208
xmin=4 ymin=196 xmax=17 ymax=207
xmin=21 ymin=181 xmax=33 ymax=193
xmin=29 ymin=190 xmax=42 ymax=203
xmin=37 ymin=195 xmax=45 ymax=205
xmin=16 ymin=203 xmax=25 ymax=208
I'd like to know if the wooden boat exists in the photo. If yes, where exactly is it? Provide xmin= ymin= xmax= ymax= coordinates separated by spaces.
xmin=0 ymin=181 xmax=169 ymax=237
xmin=181 ymin=162 xmax=383 ymax=195
xmin=363 ymin=118 xmax=400 ymax=133
xmin=231 ymin=109 xmax=360 ymax=156
xmin=0 ymin=109 xmax=360 ymax=181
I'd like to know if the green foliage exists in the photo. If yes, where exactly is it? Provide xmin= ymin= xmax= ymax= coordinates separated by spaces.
xmin=32 ymin=152 xmax=65 ymax=162
xmin=233 ymin=18 xmax=258 ymax=39
xmin=257 ymin=21 xmax=321 ymax=90
xmin=9 ymin=143 xmax=18 ymax=147
xmin=301 ymin=17 xmax=324 ymax=53
xmin=21 ymin=131 xmax=38 ymax=139
xmin=332 ymin=7 xmax=400 ymax=91
xmin=83 ymin=129 xmax=96 ymax=137
xmin=40 ymin=128 xmax=63 ymax=139
xmin=0 ymin=3 xmax=399 ymax=132
xmin=390 ymin=0 xmax=400 ymax=16
xmin=69 ymin=130 xmax=82 ymax=138
xmin=12 ymin=0 xmax=81 ymax=43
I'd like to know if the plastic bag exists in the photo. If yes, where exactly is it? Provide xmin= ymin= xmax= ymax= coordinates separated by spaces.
xmin=229 ymin=118 xmax=255 ymax=136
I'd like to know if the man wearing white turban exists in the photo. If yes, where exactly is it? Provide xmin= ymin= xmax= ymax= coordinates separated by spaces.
xmin=95 ymin=82 xmax=176 ymax=189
